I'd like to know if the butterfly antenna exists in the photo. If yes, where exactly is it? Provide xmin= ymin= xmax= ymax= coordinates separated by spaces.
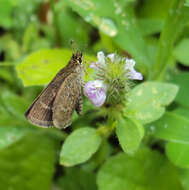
xmin=70 ymin=40 xmax=76 ymax=54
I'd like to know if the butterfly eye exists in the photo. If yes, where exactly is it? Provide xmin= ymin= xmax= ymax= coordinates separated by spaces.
xmin=77 ymin=57 xmax=82 ymax=64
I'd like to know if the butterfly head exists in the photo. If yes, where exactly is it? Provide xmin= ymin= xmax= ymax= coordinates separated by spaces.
xmin=72 ymin=51 xmax=83 ymax=65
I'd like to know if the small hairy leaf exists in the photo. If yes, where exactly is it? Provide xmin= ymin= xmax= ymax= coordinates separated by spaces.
xmin=60 ymin=127 xmax=102 ymax=167
xmin=116 ymin=117 xmax=144 ymax=154
xmin=126 ymin=82 xmax=178 ymax=124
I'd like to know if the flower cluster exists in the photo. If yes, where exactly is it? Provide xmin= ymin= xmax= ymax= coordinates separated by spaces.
xmin=84 ymin=51 xmax=143 ymax=107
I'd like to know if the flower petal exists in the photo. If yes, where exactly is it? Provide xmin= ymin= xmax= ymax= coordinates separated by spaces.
xmin=84 ymin=80 xmax=107 ymax=107
xmin=92 ymin=89 xmax=106 ymax=107
xmin=97 ymin=51 xmax=105 ymax=65
xmin=125 ymin=58 xmax=143 ymax=80
xmin=90 ymin=62 xmax=99 ymax=69
xmin=107 ymin=53 xmax=115 ymax=62
xmin=125 ymin=58 xmax=136 ymax=70
xmin=127 ymin=70 xmax=143 ymax=80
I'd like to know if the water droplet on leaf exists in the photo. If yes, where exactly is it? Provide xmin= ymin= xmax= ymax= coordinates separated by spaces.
xmin=85 ymin=16 xmax=92 ymax=22
xmin=95 ymin=17 xmax=118 ymax=37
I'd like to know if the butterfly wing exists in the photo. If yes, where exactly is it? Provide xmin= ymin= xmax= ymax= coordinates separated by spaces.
xmin=52 ymin=73 xmax=82 ymax=128
xmin=25 ymin=67 xmax=69 ymax=127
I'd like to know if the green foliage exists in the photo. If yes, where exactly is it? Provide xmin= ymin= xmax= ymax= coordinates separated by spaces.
xmin=171 ymin=72 xmax=189 ymax=107
xmin=0 ymin=127 xmax=29 ymax=150
xmin=97 ymin=147 xmax=183 ymax=190
xmin=60 ymin=127 xmax=102 ymax=166
xmin=126 ymin=82 xmax=178 ymax=124
xmin=1 ymin=91 xmax=30 ymax=121
xmin=166 ymin=142 xmax=189 ymax=168
xmin=116 ymin=117 xmax=144 ymax=154
xmin=137 ymin=0 xmax=171 ymax=19
xmin=63 ymin=0 xmax=151 ymax=74
xmin=179 ymin=169 xmax=189 ymax=190
xmin=174 ymin=107 xmax=189 ymax=118
xmin=0 ymin=132 xmax=58 ymax=190
xmin=149 ymin=112 xmax=189 ymax=144
xmin=174 ymin=38 xmax=189 ymax=66
xmin=152 ymin=0 xmax=189 ymax=79
xmin=57 ymin=167 xmax=97 ymax=190
xmin=0 ymin=0 xmax=13 ymax=28
xmin=0 ymin=0 xmax=189 ymax=189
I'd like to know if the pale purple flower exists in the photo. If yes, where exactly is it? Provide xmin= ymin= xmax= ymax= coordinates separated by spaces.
xmin=87 ymin=52 xmax=143 ymax=107
xmin=84 ymin=80 xmax=107 ymax=107
xmin=90 ymin=52 xmax=143 ymax=81
xmin=125 ymin=58 xmax=143 ymax=80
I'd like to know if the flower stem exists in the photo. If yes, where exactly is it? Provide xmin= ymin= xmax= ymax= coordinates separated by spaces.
xmin=97 ymin=112 xmax=117 ymax=138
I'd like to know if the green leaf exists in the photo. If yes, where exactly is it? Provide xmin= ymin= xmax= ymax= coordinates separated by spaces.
xmin=0 ymin=127 xmax=29 ymax=150
xmin=137 ymin=0 xmax=171 ymax=19
xmin=173 ymin=107 xmax=189 ymax=118
xmin=0 ymin=35 xmax=21 ymax=61
xmin=166 ymin=142 xmax=189 ymax=168
xmin=153 ymin=0 xmax=189 ymax=79
xmin=22 ymin=23 xmax=44 ymax=53
xmin=178 ymin=169 xmax=189 ymax=190
xmin=0 ymin=112 xmax=24 ymax=127
xmin=171 ymin=72 xmax=189 ymax=107
xmin=138 ymin=18 xmax=164 ymax=36
xmin=16 ymin=49 xmax=72 ymax=86
xmin=126 ymin=82 xmax=178 ymax=124
xmin=116 ymin=117 xmax=144 ymax=154
xmin=0 ymin=132 xmax=57 ymax=190
xmin=97 ymin=147 xmax=183 ymax=190
xmin=174 ymin=38 xmax=189 ymax=66
xmin=0 ymin=67 xmax=15 ymax=84
xmin=16 ymin=49 xmax=96 ymax=86
xmin=0 ymin=0 xmax=13 ymax=28
xmin=60 ymin=127 xmax=102 ymax=166
xmin=57 ymin=167 xmax=97 ymax=190
xmin=148 ymin=112 xmax=189 ymax=144
xmin=0 ymin=91 xmax=30 ymax=122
